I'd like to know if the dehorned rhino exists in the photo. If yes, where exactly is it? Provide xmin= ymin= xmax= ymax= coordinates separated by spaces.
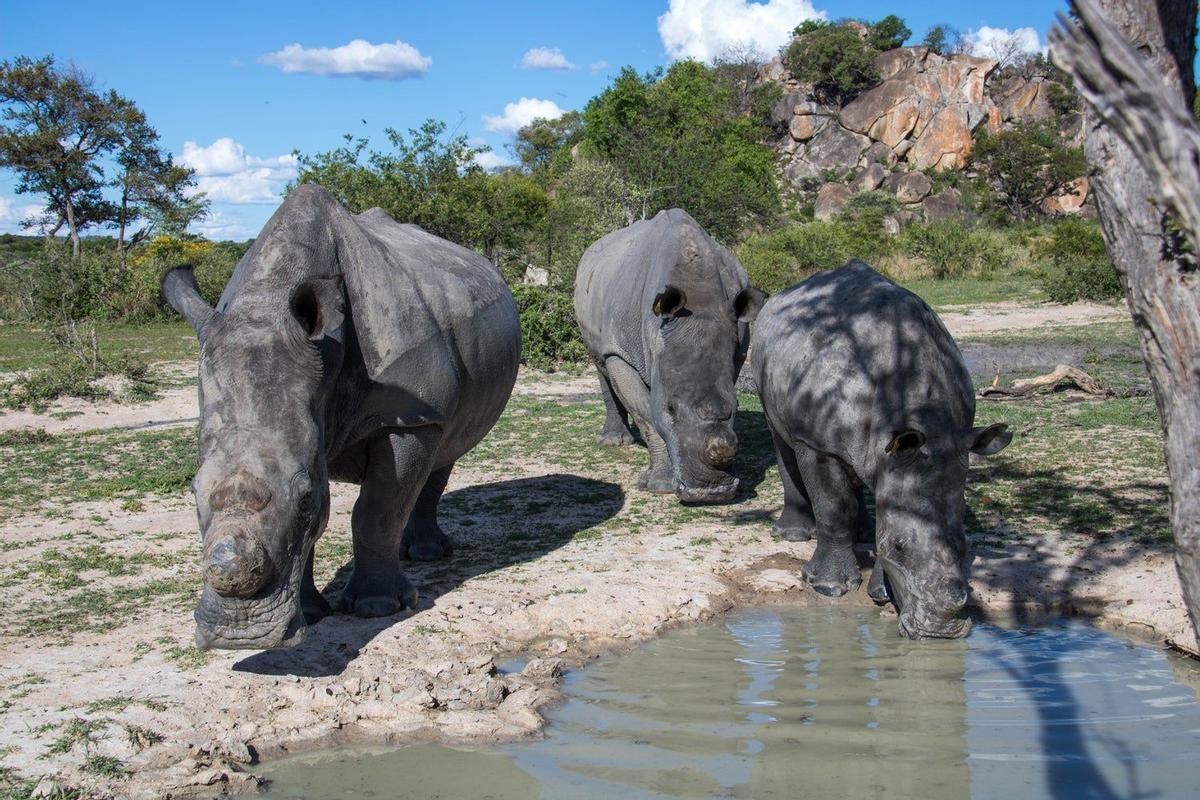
xmin=164 ymin=184 xmax=519 ymax=650
xmin=751 ymin=261 xmax=1011 ymax=638
xmin=574 ymin=208 xmax=766 ymax=503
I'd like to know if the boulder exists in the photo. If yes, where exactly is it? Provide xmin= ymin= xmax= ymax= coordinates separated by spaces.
xmin=772 ymin=92 xmax=804 ymax=126
xmin=1042 ymin=178 xmax=1089 ymax=215
xmin=907 ymin=107 xmax=972 ymax=171
xmin=874 ymin=47 xmax=928 ymax=80
xmin=882 ymin=215 xmax=901 ymax=235
xmin=796 ymin=123 xmax=871 ymax=179
xmin=841 ymin=81 xmax=916 ymax=136
xmin=523 ymin=265 xmax=549 ymax=286
xmin=894 ymin=172 xmax=933 ymax=204
xmin=850 ymin=163 xmax=888 ymax=193
xmin=998 ymin=79 xmax=1056 ymax=122
xmin=758 ymin=57 xmax=786 ymax=84
xmin=814 ymin=182 xmax=852 ymax=221
xmin=783 ymin=158 xmax=820 ymax=185
xmin=789 ymin=113 xmax=816 ymax=141
xmin=865 ymin=141 xmax=898 ymax=167
xmin=922 ymin=188 xmax=963 ymax=221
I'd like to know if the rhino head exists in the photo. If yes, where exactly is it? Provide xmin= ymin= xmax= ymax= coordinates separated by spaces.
xmin=873 ymin=421 xmax=1012 ymax=639
xmin=164 ymin=266 xmax=347 ymax=650
xmin=648 ymin=281 xmax=766 ymax=504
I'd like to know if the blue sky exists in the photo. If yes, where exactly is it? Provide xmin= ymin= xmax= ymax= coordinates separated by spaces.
xmin=0 ymin=0 xmax=1070 ymax=240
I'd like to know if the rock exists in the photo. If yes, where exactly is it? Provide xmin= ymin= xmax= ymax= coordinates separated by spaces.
xmin=998 ymin=79 xmax=1056 ymax=123
xmin=907 ymin=107 xmax=972 ymax=171
xmin=850 ymin=163 xmax=887 ymax=193
xmin=771 ymin=92 xmax=804 ymax=126
xmin=864 ymin=141 xmax=897 ymax=167
xmin=814 ymin=183 xmax=852 ymax=221
xmin=840 ymin=81 xmax=915 ymax=136
xmin=797 ymin=123 xmax=870 ymax=179
xmin=922 ymin=188 xmax=963 ymax=222
xmin=882 ymin=215 xmax=901 ymax=235
xmin=783 ymin=158 xmax=820 ymax=186
xmin=758 ymin=57 xmax=786 ymax=84
xmin=894 ymin=172 xmax=933 ymax=204
xmin=523 ymin=265 xmax=548 ymax=286
xmin=789 ymin=114 xmax=816 ymax=141
xmin=874 ymin=46 xmax=927 ymax=80
xmin=1042 ymin=178 xmax=1089 ymax=215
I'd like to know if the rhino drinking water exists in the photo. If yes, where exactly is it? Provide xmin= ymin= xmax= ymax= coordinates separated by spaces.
xmin=574 ymin=209 xmax=766 ymax=503
xmin=752 ymin=261 xmax=1011 ymax=638
xmin=164 ymin=184 xmax=520 ymax=650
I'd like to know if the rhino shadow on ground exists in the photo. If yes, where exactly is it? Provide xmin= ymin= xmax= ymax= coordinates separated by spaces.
xmin=964 ymin=456 xmax=1170 ymax=800
xmin=233 ymin=473 xmax=624 ymax=678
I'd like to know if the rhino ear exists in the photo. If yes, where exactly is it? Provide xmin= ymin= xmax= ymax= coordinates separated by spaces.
xmin=290 ymin=276 xmax=345 ymax=342
xmin=968 ymin=423 xmax=1012 ymax=456
xmin=162 ymin=267 xmax=215 ymax=341
xmin=652 ymin=285 xmax=688 ymax=319
xmin=733 ymin=287 xmax=767 ymax=323
xmin=885 ymin=429 xmax=926 ymax=456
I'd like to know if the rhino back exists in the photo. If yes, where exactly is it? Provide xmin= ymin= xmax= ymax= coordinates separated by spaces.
xmin=575 ymin=209 xmax=747 ymax=378
xmin=754 ymin=261 xmax=973 ymax=477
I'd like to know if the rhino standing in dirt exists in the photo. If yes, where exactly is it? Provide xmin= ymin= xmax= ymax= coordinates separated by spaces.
xmin=752 ymin=261 xmax=1011 ymax=639
xmin=574 ymin=208 xmax=766 ymax=503
xmin=164 ymin=184 xmax=520 ymax=650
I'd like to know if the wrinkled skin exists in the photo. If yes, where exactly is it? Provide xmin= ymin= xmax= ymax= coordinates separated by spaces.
xmin=752 ymin=261 xmax=1011 ymax=639
xmin=574 ymin=209 xmax=765 ymax=503
xmin=165 ymin=184 xmax=519 ymax=650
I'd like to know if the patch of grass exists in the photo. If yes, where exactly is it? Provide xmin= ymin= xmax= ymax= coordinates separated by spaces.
xmin=79 ymin=755 xmax=127 ymax=778
xmin=0 ymin=320 xmax=196 ymax=373
xmin=123 ymin=724 xmax=162 ymax=751
xmin=44 ymin=719 xmax=108 ymax=756
xmin=0 ymin=766 xmax=83 ymax=800
xmin=899 ymin=275 xmax=1044 ymax=309
xmin=156 ymin=637 xmax=210 ymax=670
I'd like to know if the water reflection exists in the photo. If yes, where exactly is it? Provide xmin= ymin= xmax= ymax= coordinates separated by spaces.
xmin=262 ymin=608 xmax=1200 ymax=800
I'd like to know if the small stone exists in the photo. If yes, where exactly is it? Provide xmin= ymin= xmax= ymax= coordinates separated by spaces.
xmin=480 ymin=605 xmax=498 ymax=617
xmin=814 ymin=182 xmax=853 ymax=222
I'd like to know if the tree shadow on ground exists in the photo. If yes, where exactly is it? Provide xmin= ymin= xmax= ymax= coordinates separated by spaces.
xmin=964 ymin=454 xmax=1170 ymax=800
xmin=233 ymin=473 xmax=624 ymax=678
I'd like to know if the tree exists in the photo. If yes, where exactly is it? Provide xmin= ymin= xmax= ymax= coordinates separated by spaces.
xmin=1050 ymin=0 xmax=1200 ymax=640
xmin=783 ymin=23 xmax=881 ymax=104
xmin=922 ymin=24 xmax=961 ymax=56
xmin=971 ymin=121 xmax=1086 ymax=221
xmin=0 ymin=57 xmax=128 ymax=258
xmin=513 ymin=111 xmax=581 ymax=183
xmin=869 ymin=15 xmax=911 ymax=51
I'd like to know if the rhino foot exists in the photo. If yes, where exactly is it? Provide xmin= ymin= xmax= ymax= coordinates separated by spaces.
xmin=802 ymin=542 xmax=862 ymax=597
xmin=400 ymin=525 xmax=454 ymax=562
xmin=637 ymin=467 xmax=676 ymax=494
xmin=340 ymin=568 xmax=418 ymax=618
xmin=596 ymin=428 xmax=636 ymax=447
xmin=773 ymin=522 xmax=814 ymax=542
xmin=301 ymin=587 xmax=332 ymax=624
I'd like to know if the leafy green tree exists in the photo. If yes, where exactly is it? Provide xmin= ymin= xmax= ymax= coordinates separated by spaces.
xmin=922 ymin=24 xmax=960 ymax=56
xmin=869 ymin=15 xmax=911 ymax=51
xmin=783 ymin=24 xmax=881 ymax=104
xmin=971 ymin=121 xmax=1087 ymax=222
xmin=514 ymin=111 xmax=581 ymax=183
xmin=0 ymin=57 xmax=126 ymax=258
xmin=791 ymin=20 xmax=831 ymax=38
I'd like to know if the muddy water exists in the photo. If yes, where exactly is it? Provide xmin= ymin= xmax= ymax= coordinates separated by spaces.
xmin=262 ymin=607 xmax=1200 ymax=799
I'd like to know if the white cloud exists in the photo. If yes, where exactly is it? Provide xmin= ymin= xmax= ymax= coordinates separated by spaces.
xmin=0 ymin=195 xmax=44 ymax=234
xmin=962 ymin=26 xmax=1044 ymax=66
xmin=473 ymin=151 xmax=515 ymax=171
xmin=590 ymin=60 xmax=610 ymax=74
xmin=483 ymin=97 xmax=565 ymax=135
xmin=657 ymin=0 xmax=825 ymax=64
xmin=521 ymin=47 xmax=576 ymax=70
xmin=179 ymin=138 xmax=298 ymax=204
xmin=188 ymin=209 xmax=260 ymax=241
xmin=261 ymin=39 xmax=431 ymax=80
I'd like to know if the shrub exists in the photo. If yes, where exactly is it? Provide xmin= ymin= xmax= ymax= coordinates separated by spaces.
xmin=510 ymin=285 xmax=587 ymax=370
xmin=783 ymin=25 xmax=881 ymax=105
xmin=868 ymin=15 xmax=912 ymax=51
xmin=1037 ymin=219 xmax=1122 ymax=302
xmin=972 ymin=121 xmax=1087 ymax=222
xmin=736 ymin=222 xmax=886 ymax=294
xmin=898 ymin=221 xmax=1009 ymax=279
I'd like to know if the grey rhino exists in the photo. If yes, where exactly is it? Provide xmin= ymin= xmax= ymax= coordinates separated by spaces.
xmin=574 ymin=208 xmax=766 ymax=503
xmin=752 ymin=261 xmax=1011 ymax=638
xmin=164 ymin=184 xmax=520 ymax=650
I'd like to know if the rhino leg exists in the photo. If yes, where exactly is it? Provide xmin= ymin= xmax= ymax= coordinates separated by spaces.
xmin=341 ymin=431 xmax=436 ymax=617
xmin=796 ymin=442 xmax=862 ymax=597
xmin=594 ymin=362 xmax=636 ymax=446
xmin=400 ymin=463 xmax=454 ymax=562
xmin=867 ymin=558 xmax=891 ymax=603
xmin=604 ymin=357 xmax=674 ymax=494
xmin=300 ymin=542 xmax=332 ymax=624
xmin=769 ymin=428 xmax=816 ymax=542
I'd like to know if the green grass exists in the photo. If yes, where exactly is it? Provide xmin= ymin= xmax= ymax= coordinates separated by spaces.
xmin=900 ymin=274 xmax=1045 ymax=309
xmin=0 ymin=320 xmax=195 ymax=373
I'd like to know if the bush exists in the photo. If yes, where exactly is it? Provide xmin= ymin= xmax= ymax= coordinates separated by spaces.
xmin=1037 ymin=219 xmax=1122 ymax=302
xmin=737 ymin=222 xmax=888 ymax=294
xmin=972 ymin=121 xmax=1087 ymax=222
xmin=510 ymin=285 xmax=587 ymax=370
xmin=898 ymin=221 xmax=1009 ymax=279
xmin=783 ymin=24 xmax=881 ymax=105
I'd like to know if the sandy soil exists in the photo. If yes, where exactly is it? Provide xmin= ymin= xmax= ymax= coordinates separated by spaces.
xmin=938 ymin=299 xmax=1129 ymax=336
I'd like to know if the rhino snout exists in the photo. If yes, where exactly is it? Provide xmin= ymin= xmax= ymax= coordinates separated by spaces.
xmin=203 ymin=527 xmax=274 ymax=599
xmin=700 ymin=429 xmax=738 ymax=470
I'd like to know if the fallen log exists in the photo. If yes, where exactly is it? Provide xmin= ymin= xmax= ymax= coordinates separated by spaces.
xmin=979 ymin=364 xmax=1110 ymax=400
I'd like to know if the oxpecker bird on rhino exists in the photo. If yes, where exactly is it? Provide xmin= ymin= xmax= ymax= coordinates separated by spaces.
xmin=752 ymin=261 xmax=1011 ymax=639
xmin=574 ymin=208 xmax=766 ymax=503
xmin=164 ymin=184 xmax=520 ymax=650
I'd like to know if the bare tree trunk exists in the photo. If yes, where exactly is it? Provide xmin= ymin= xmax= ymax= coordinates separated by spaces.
xmin=64 ymin=195 xmax=80 ymax=260
xmin=1051 ymin=0 xmax=1200 ymax=640
xmin=116 ymin=181 xmax=129 ymax=269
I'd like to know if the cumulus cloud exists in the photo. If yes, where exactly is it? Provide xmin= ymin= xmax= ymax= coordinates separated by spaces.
xmin=657 ymin=0 xmax=824 ymax=63
xmin=188 ymin=209 xmax=260 ymax=242
xmin=483 ymin=97 xmax=565 ymax=135
xmin=590 ymin=60 xmax=610 ymax=74
xmin=178 ymin=138 xmax=298 ymax=204
xmin=520 ymin=47 xmax=576 ymax=70
xmin=962 ymin=26 xmax=1044 ymax=67
xmin=0 ymin=195 xmax=44 ymax=234
xmin=473 ymin=150 xmax=515 ymax=172
xmin=261 ymin=39 xmax=431 ymax=80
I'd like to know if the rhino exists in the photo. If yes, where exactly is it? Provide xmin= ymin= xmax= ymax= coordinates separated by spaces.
xmin=163 ymin=184 xmax=520 ymax=650
xmin=751 ymin=261 xmax=1011 ymax=639
xmin=574 ymin=209 xmax=766 ymax=503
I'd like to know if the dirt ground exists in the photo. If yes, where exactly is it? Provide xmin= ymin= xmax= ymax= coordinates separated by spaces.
xmin=0 ymin=296 xmax=1193 ymax=799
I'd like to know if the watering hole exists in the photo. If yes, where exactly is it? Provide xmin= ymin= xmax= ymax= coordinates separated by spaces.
xmin=261 ymin=606 xmax=1200 ymax=799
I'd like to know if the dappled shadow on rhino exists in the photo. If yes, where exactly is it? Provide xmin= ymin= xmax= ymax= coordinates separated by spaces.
xmin=232 ymin=473 xmax=623 ymax=678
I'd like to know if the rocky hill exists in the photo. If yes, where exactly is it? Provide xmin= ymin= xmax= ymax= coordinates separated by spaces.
xmin=759 ymin=45 xmax=1086 ymax=222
